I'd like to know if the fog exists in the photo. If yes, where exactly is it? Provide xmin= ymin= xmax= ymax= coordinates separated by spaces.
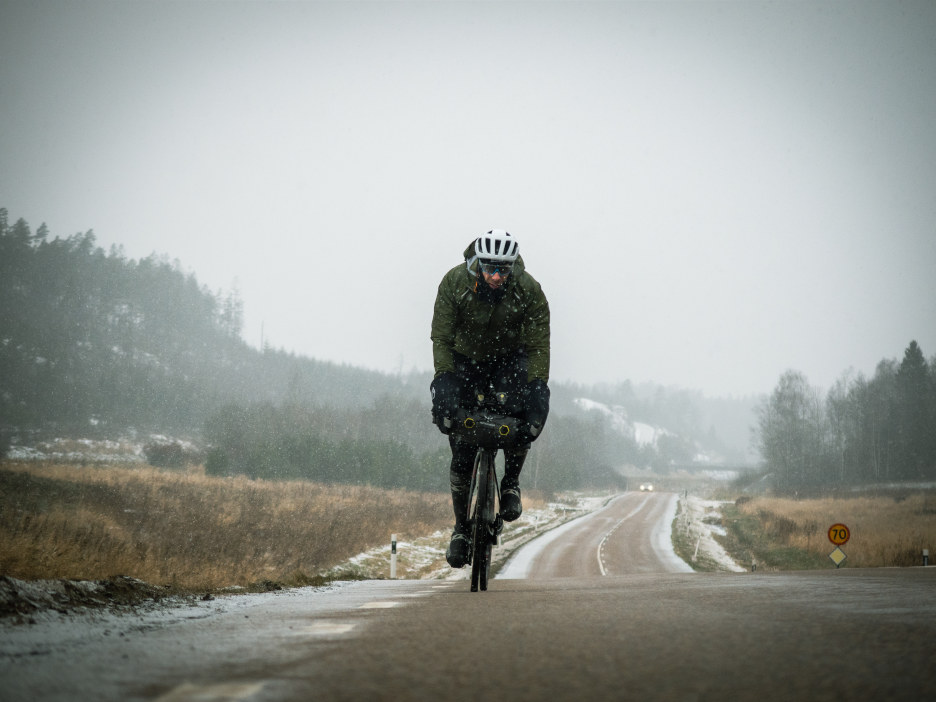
xmin=2 ymin=0 xmax=934 ymax=397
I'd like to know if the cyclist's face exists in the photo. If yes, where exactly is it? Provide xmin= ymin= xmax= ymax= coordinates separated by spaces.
xmin=482 ymin=270 xmax=508 ymax=289
xmin=480 ymin=262 xmax=512 ymax=289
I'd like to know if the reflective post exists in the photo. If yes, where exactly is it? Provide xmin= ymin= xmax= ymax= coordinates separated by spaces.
xmin=390 ymin=534 xmax=397 ymax=579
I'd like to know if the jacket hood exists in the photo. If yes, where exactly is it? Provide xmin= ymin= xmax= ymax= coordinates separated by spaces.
xmin=462 ymin=240 xmax=526 ymax=279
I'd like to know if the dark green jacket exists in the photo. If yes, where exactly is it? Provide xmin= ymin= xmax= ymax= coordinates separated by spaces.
xmin=431 ymin=242 xmax=550 ymax=383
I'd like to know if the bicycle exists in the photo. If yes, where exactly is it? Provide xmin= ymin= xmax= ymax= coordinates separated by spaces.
xmin=446 ymin=390 xmax=532 ymax=592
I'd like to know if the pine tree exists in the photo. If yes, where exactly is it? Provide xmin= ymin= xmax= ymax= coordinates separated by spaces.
xmin=895 ymin=341 xmax=930 ymax=479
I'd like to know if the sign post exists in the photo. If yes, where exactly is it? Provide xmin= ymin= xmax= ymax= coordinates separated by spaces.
xmin=827 ymin=523 xmax=850 ymax=568
xmin=390 ymin=534 xmax=397 ymax=579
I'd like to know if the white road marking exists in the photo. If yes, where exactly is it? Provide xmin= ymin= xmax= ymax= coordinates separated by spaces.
xmin=597 ymin=496 xmax=651 ymax=575
xmin=358 ymin=601 xmax=401 ymax=609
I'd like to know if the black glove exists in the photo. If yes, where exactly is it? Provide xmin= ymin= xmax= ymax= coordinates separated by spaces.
xmin=430 ymin=372 xmax=460 ymax=433
xmin=524 ymin=378 xmax=550 ymax=439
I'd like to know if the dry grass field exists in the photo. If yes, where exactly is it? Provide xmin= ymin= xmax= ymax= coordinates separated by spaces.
xmin=722 ymin=493 xmax=936 ymax=570
xmin=0 ymin=461 xmax=452 ymax=592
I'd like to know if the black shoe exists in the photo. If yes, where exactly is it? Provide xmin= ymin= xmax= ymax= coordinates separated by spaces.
xmin=446 ymin=525 xmax=471 ymax=568
xmin=500 ymin=478 xmax=522 ymax=522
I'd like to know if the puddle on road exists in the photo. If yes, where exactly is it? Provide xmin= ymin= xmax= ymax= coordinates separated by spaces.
xmin=358 ymin=600 xmax=402 ymax=609
xmin=300 ymin=622 xmax=356 ymax=635
xmin=155 ymin=681 xmax=265 ymax=701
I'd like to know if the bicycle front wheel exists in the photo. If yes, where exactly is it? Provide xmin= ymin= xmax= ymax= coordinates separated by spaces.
xmin=470 ymin=450 xmax=496 ymax=592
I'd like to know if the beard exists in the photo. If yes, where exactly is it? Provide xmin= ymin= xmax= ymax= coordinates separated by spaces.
xmin=476 ymin=276 xmax=507 ymax=304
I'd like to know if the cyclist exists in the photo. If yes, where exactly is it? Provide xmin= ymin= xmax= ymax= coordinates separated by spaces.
xmin=430 ymin=229 xmax=550 ymax=568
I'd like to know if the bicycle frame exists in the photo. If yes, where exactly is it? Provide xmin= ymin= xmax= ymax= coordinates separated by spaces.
xmin=447 ymin=393 xmax=529 ymax=592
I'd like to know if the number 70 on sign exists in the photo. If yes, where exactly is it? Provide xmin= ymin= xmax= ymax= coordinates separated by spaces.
xmin=828 ymin=523 xmax=850 ymax=545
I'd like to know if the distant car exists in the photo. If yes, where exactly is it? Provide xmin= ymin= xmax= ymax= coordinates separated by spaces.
xmin=639 ymin=483 xmax=654 ymax=492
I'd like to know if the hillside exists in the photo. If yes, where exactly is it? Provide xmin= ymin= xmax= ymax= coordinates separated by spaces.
xmin=0 ymin=209 xmax=424 ymax=435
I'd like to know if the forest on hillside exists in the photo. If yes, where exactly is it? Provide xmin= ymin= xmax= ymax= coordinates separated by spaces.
xmin=0 ymin=208 xmax=420 ymax=433
xmin=754 ymin=340 xmax=936 ymax=493
xmin=1 ymin=208 xmax=756 ymax=493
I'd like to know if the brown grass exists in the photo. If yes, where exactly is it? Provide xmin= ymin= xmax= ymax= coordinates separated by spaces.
xmin=0 ymin=462 xmax=451 ymax=591
xmin=732 ymin=494 xmax=936 ymax=569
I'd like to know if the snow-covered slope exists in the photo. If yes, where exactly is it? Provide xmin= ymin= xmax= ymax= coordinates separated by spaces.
xmin=573 ymin=397 xmax=672 ymax=447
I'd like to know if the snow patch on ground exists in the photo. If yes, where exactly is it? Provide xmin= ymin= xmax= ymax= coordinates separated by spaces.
xmin=573 ymin=398 xmax=631 ymax=435
xmin=652 ymin=493 xmax=696 ymax=573
xmin=634 ymin=421 xmax=674 ymax=447
xmin=676 ymin=495 xmax=746 ymax=572
xmin=0 ymin=579 xmax=351 ymax=662
xmin=4 ymin=435 xmax=202 ymax=465
xmin=573 ymin=397 xmax=676 ymax=448
xmin=5 ymin=437 xmax=147 ymax=464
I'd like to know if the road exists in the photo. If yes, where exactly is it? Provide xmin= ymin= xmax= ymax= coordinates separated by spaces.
xmin=497 ymin=491 xmax=693 ymax=578
xmin=2 ymin=491 xmax=935 ymax=701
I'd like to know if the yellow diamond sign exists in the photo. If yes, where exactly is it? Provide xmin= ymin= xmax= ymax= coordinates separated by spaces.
xmin=829 ymin=546 xmax=847 ymax=567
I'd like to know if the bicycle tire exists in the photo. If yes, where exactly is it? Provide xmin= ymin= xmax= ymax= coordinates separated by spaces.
xmin=470 ymin=450 xmax=496 ymax=592
xmin=469 ymin=452 xmax=486 ymax=592
xmin=479 ymin=452 xmax=496 ymax=591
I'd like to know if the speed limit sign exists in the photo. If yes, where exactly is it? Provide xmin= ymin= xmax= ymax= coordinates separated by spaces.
xmin=828 ymin=523 xmax=850 ymax=545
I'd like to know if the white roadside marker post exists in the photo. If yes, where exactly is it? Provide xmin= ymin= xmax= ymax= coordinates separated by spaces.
xmin=924 ymin=549 xmax=929 ymax=567
xmin=390 ymin=534 xmax=397 ymax=579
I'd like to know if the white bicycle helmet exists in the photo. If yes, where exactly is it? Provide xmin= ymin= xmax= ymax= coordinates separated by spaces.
xmin=474 ymin=229 xmax=519 ymax=263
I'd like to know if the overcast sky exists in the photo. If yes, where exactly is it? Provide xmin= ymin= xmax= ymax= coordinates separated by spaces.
xmin=2 ymin=0 xmax=934 ymax=397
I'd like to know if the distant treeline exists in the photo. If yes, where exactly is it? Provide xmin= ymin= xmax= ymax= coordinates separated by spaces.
xmin=754 ymin=341 xmax=936 ymax=493
xmin=198 ymin=391 xmax=704 ymax=493
xmin=1 ymin=207 xmax=752 ymax=492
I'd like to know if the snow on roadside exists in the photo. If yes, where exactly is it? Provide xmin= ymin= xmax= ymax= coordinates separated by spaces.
xmin=0 ymin=579 xmax=350 ymax=661
xmin=332 ymin=490 xmax=751 ymax=581
xmin=651 ymin=493 xmax=696 ymax=573
xmin=676 ymin=495 xmax=746 ymax=572
xmin=324 ymin=492 xmax=615 ymax=582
